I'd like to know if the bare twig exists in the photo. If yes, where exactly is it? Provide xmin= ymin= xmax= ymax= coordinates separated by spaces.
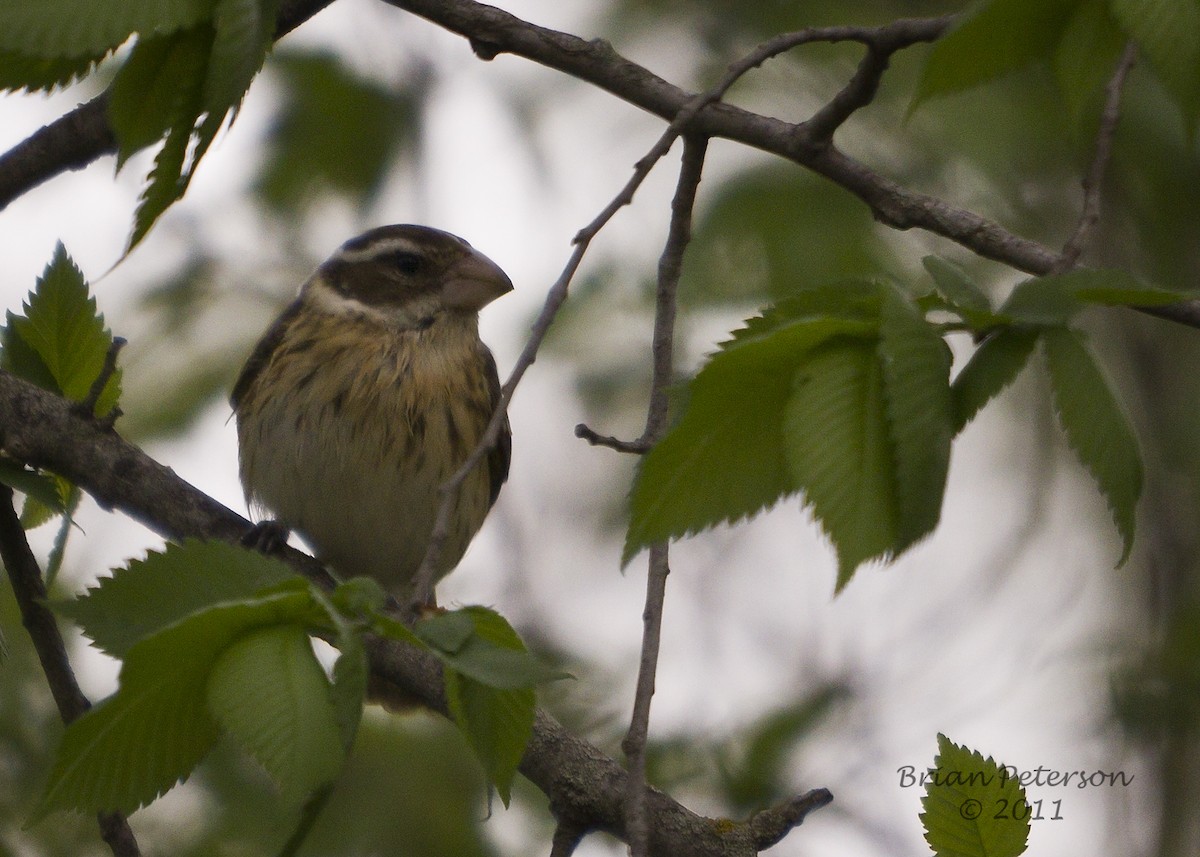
xmin=573 ymin=423 xmax=651 ymax=454
xmin=1054 ymin=42 xmax=1138 ymax=273
xmin=748 ymin=789 xmax=835 ymax=849
xmin=621 ymin=135 xmax=708 ymax=857
xmin=407 ymin=40 xmax=769 ymax=606
xmin=0 ymin=487 xmax=141 ymax=857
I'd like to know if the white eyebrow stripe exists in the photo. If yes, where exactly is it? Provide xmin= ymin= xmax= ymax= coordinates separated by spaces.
xmin=334 ymin=236 xmax=424 ymax=264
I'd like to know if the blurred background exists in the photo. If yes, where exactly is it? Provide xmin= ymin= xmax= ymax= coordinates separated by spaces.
xmin=2 ymin=0 xmax=1198 ymax=854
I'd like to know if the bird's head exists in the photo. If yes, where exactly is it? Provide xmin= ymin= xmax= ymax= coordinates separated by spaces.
xmin=306 ymin=224 xmax=513 ymax=329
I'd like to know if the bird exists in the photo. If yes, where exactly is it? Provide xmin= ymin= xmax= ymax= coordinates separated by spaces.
xmin=231 ymin=224 xmax=513 ymax=603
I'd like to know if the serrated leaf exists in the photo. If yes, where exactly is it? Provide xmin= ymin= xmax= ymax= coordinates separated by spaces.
xmin=913 ymin=0 xmax=1078 ymax=109
xmin=418 ymin=606 xmax=568 ymax=689
xmin=0 ymin=0 xmax=218 ymax=58
xmin=0 ymin=47 xmax=110 ymax=93
xmin=922 ymin=256 xmax=996 ymax=325
xmin=55 ymin=539 xmax=298 ymax=657
xmin=1 ymin=309 xmax=60 ymax=393
xmin=921 ymin=734 xmax=1030 ymax=857
xmin=109 ymin=28 xmax=212 ymax=167
xmin=1110 ymin=0 xmax=1200 ymax=133
xmin=877 ymin=290 xmax=954 ymax=552
xmin=32 ymin=668 xmax=220 ymax=820
xmin=951 ymin=328 xmax=1040 ymax=432
xmin=1043 ymin=328 xmax=1141 ymax=565
xmin=785 ymin=341 xmax=896 ymax=589
xmin=438 ymin=608 xmax=542 ymax=806
xmin=206 ymin=625 xmax=344 ymax=805
xmin=623 ymin=315 xmax=876 ymax=564
xmin=444 ymin=671 xmax=533 ymax=807
xmin=7 ymin=244 xmax=121 ymax=414
xmin=129 ymin=120 xmax=193 ymax=251
xmin=204 ymin=0 xmax=277 ymax=115
xmin=35 ymin=588 xmax=320 ymax=819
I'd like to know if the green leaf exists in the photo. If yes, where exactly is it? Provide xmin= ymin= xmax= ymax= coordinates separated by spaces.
xmin=19 ymin=473 xmax=74 ymax=531
xmin=0 ymin=460 xmax=66 ymax=515
xmin=951 ymin=328 xmax=1041 ymax=432
xmin=255 ymin=49 xmax=419 ymax=210
xmin=1043 ymin=328 xmax=1141 ymax=565
xmin=1110 ymin=0 xmax=1200 ymax=132
xmin=36 ymin=588 xmax=319 ymax=818
xmin=0 ymin=0 xmax=218 ymax=58
xmin=129 ymin=119 xmax=193 ymax=251
xmin=913 ymin=0 xmax=1079 ymax=108
xmin=1000 ymin=267 xmax=1193 ymax=325
xmin=785 ymin=341 xmax=895 ymax=589
xmin=1053 ymin=0 xmax=1127 ymax=127
xmin=445 ymin=672 xmax=532 ymax=808
xmin=0 ymin=47 xmax=110 ymax=93
xmin=922 ymin=256 xmax=996 ymax=325
xmin=329 ymin=632 xmax=367 ymax=752
xmin=417 ymin=606 xmax=569 ymax=689
xmin=206 ymin=625 xmax=344 ymax=805
xmin=624 ymin=315 xmax=875 ymax=564
xmin=55 ymin=539 xmax=298 ymax=657
xmin=6 ymin=244 xmax=121 ymax=413
xmin=108 ymin=28 xmax=212 ymax=168
xmin=921 ymin=734 xmax=1030 ymax=857
xmin=434 ymin=608 xmax=543 ymax=806
xmin=877 ymin=290 xmax=954 ymax=553
xmin=204 ymin=0 xmax=278 ymax=115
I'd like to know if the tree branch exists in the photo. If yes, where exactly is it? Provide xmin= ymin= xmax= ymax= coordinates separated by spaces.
xmin=4 ymin=2 xmax=1198 ymax=325
xmin=0 ymin=369 xmax=829 ymax=856
xmin=622 ymin=135 xmax=708 ymax=857
xmin=0 ymin=487 xmax=140 ymax=856
xmin=0 ymin=0 xmax=335 ymax=210
xmin=1054 ymin=42 xmax=1138 ymax=273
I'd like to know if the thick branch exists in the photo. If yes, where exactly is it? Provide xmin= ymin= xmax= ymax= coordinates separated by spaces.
xmin=0 ymin=369 xmax=828 ymax=856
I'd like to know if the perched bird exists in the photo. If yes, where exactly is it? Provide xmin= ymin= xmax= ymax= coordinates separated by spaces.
xmin=231 ymin=225 xmax=512 ymax=601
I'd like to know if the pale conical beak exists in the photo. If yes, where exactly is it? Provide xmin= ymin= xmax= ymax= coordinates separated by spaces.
xmin=441 ymin=248 xmax=514 ymax=311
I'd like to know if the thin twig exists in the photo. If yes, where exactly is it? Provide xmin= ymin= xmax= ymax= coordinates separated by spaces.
xmin=407 ymin=43 xmax=764 ymax=608
xmin=573 ymin=423 xmax=651 ymax=454
xmin=1054 ymin=42 xmax=1138 ymax=273
xmin=0 ymin=487 xmax=141 ymax=857
xmin=621 ymin=135 xmax=708 ymax=857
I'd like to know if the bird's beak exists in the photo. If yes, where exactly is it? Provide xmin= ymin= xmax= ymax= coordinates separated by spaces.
xmin=442 ymin=248 xmax=514 ymax=311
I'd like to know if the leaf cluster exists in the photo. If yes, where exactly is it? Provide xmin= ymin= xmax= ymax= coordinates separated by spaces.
xmin=33 ymin=539 xmax=558 ymax=825
xmin=0 ymin=0 xmax=284 ymax=249
xmin=626 ymin=261 xmax=1193 ymax=588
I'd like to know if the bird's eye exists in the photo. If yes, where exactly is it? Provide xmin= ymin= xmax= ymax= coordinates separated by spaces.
xmin=381 ymin=250 xmax=423 ymax=274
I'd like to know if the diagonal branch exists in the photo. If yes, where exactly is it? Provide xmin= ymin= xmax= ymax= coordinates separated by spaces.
xmin=0 ymin=369 xmax=830 ymax=856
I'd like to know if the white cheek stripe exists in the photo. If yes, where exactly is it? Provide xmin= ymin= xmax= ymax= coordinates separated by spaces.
xmin=306 ymin=279 xmax=394 ymax=325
